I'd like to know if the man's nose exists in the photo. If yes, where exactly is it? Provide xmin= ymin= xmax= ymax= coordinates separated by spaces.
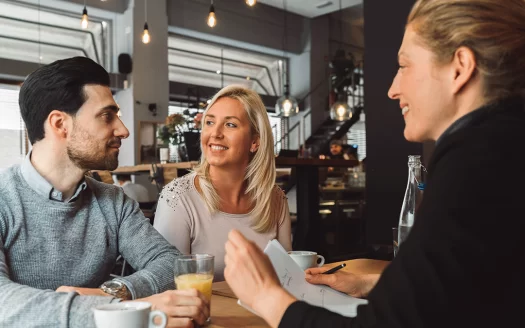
xmin=115 ymin=118 xmax=130 ymax=139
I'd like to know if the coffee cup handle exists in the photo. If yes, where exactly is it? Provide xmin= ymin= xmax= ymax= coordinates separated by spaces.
xmin=316 ymin=255 xmax=325 ymax=267
xmin=149 ymin=310 xmax=168 ymax=328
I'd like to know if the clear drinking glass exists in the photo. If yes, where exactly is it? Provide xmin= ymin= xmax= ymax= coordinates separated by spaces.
xmin=174 ymin=254 xmax=214 ymax=325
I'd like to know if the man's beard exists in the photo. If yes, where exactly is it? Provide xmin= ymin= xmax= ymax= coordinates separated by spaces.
xmin=68 ymin=146 xmax=119 ymax=171
xmin=67 ymin=127 xmax=120 ymax=171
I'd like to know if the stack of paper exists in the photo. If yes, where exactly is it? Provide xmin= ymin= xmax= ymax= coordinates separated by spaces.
xmin=238 ymin=239 xmax=368 ymax=317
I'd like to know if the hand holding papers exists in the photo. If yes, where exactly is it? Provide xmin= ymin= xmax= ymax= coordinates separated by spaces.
xmin=238 ymin=240 xmax=368 ymax=317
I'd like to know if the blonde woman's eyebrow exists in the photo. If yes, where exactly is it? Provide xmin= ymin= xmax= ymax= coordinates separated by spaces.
xmin=205 ymin=114 xmax=240 ymax=122
xmin=224 ymin=116 xmax=241 ymax=122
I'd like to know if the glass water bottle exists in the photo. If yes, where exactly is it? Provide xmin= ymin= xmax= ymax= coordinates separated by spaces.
xmin=396 ymin=155 xmax=425 ymax=256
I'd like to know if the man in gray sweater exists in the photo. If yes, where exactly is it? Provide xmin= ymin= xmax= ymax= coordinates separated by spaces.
xmin=0 ymin=57 xmax=208 ymax=327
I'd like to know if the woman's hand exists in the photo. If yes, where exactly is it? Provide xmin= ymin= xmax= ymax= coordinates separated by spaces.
xmin=305 ymin=268 xmax=379 ymax=298
xmin=224 ymin=229 xmax=296 ymax=328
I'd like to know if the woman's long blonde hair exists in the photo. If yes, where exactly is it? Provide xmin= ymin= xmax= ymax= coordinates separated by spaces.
xmin=193 ymin=85 xmax=277 ymax=233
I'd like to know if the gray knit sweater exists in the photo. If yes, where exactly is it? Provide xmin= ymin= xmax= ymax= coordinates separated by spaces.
xmin=0 ymin=164 xmax=180 ymax=327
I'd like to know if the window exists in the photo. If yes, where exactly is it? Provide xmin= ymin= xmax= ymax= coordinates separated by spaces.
xmin=346 ymin=114 xmax=366 ymax=161
xmin=268 ymin=115 xmax=282 ymax=154
xmin=168 ymin=35 xmax=284 ymax=96
xmin=0 ymin=1 xmax=110 ymax=69
xmin=0 ymin=84 xmax=28 ymax=171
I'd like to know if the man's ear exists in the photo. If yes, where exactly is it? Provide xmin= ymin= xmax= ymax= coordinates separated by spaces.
xmin=47 ymin=110 xmax=70 ymax=139
xmin=450 ymin=46 xmax=477 ymax=95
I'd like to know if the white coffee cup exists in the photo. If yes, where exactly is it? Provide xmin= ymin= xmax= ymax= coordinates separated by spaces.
xmin=288 ymin=251 xmax=325 ymax=271
xmin=93 ymin=302 xmax=167 ymax=328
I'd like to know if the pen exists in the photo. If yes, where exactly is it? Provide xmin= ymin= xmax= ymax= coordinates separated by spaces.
xmin=321 ymin=263 xmax=346 ymax=274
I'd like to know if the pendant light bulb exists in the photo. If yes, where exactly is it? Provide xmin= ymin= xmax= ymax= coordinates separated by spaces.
xmin=246 ymin=0 xmax=257 ymax=6
xmin=275 ymin=85 xmax=299 ymax=117
xmin=81 ymin=7 xmax=88 ymax=29
xmin=142 ymin=22 xmax=150 ymax=44
xmin=207 ymin=4 xmax=217 ymax=28
xmin=330 ymin=100 xmax=352 ymax=121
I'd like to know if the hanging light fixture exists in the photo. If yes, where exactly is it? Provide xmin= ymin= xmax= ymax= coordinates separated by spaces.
xmin=142 ymin=0 xmax=150 ymax=44
xmin=81 ymin=1 xmax=88 ymax=29
xmin=207 ymin=0 xmax=217 ymax=28
xmin=246 ymin=0 xmax=257 ymax=6
xmin=142 ymin=23 xmax=150 ymax=44
xmin=275 ymin=76 xmax=299 ymax=117
xmin=275 ymin=0 xmax=298 ymax=117
xmin=330 ymin=92 xmax=352 ymax=121
xmin=328 ymin=0 xmax=353 ymax=121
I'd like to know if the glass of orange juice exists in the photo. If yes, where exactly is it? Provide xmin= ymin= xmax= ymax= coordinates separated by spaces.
xmin=174 ymin=254 xmax=214 ymax=325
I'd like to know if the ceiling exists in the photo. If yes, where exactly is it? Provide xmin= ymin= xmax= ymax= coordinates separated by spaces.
xmin=257 ymin=0 xmax=362 ymax=18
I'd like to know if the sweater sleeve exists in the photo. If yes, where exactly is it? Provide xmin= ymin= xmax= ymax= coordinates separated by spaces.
xmin=112 ymin=195 xmax=181 ymax=299
xmin=0 ymin=218 xmax=121 ymax=328
xmin=279 ymin=301 xmax=358 ymax=328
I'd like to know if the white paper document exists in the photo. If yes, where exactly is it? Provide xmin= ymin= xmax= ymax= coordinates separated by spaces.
xmin=238 ymin=239 xmax=368 ymax=317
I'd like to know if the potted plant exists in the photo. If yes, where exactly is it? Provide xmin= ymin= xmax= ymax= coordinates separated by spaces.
xmin=157 ymin=113 xmax=186 ymax=162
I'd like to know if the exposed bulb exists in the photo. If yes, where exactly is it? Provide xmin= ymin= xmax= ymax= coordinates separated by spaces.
xmin=275 ymin=91 xmax=299 ymax=117
xmin=282 ymin=99 xmax=293 ymax=115
xmin=207 ymin=11 xmax=216 ymax=28
xmin=330 ymin=101 xmax=352 ymax=121
xmin=142 ymin=23 xmax=150 ymax=44
xmin=81 ymin=7 xmax=88 ymax=29
xmin=246 ymin=0 xmax=257 ymax=6
xmin=336 ymin=104 xmax=346 ymax=117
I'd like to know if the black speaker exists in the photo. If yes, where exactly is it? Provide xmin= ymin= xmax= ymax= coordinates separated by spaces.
xmin=118 ymin=53 xmax=132 ymax=74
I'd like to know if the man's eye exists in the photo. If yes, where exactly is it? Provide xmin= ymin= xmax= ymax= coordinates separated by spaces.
xmin=102 ymin=113 xmax=114 ymax=122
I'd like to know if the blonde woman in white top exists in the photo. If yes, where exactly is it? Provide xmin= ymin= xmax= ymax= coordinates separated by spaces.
xmin=154 ymin=85 xmax=292 ymax=281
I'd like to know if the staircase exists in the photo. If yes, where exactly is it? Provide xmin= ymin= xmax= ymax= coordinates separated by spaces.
xmin=304 ymin=106 xmax=364 ymax=157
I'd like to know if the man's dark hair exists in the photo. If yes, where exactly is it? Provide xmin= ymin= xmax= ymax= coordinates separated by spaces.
xmin=330 ymin=139 xmax=343 ymax=147
xmin=19 ymin=56 xmax=110 ymax=144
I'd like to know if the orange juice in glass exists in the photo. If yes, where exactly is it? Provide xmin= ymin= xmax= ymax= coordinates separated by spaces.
xmin=174 ymin=254 xmax=214 ymax=324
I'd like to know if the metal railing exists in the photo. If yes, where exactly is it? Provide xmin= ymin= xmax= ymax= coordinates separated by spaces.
xmin=274 ymin=109 xmax=312 ymax=154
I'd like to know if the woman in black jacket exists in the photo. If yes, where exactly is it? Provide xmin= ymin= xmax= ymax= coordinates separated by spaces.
xmin=223 ymin=0 xmax=525 ymax=327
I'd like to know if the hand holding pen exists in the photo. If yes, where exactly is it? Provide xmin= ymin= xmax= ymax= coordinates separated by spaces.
xmin=304 ymin=263 xmax=379 ymax=298
xmin=322 ymin=263 xmax=346 ymax=274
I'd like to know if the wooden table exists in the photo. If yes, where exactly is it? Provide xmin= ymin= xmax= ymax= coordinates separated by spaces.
xmin=207 ymin=259 xmax=390 ymax=327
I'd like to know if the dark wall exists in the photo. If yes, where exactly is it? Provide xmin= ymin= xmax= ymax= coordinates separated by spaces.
xmin=363 ymin=0 xmax=422 ymax=245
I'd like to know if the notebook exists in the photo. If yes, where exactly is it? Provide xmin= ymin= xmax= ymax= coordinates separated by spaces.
xmin=238 ymin=239 xmax=368 ymax=317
